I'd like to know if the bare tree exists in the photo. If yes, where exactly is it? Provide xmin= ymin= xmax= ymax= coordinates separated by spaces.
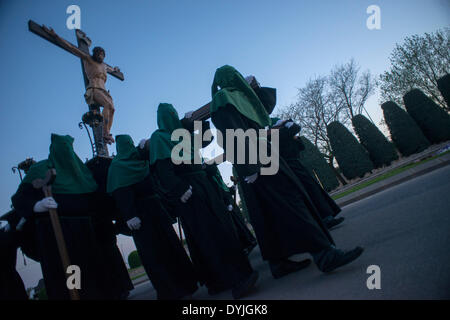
xmin=379 ymin=28 xmax=450 ymax=111
xmin=277 ymin=76 xmax=349 ymax=184
xmin=329 ymin=58 xmax=376 ymax=120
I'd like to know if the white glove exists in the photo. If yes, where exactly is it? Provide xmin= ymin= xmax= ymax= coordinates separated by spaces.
xmin=0 ymin=222 xmax=11 ymax=232
xmin=33 ymin=197 xmax=58 ymax=213
xmin=138 ymin=139 xmax=147 ymax=149
xmin=244 ymin=173 xmax=258 ymax=184
xmin=180 ymin=185 xmax=193 ymax=203
xmin=126 ymin=217 xmax=142 ymax=230
xmin=274 ymin=119 xmax=286 ymax=127
xmin=184 ymin=111 xmax=194 ymax=119
xmin=227 ymin=204 xmax=233 ymax=212
xmin=285 ymin=121 xmax=294 ymax=128
xmin=16 ymin=217 xmax=26 ymax=231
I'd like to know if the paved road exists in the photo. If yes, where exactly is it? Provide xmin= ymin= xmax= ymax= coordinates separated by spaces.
xmin=129 ymin=165 xmax=450 ymax=300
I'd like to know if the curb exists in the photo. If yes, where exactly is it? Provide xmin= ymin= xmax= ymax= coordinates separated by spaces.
xmin=336 ymin=158 xmax=450 ymax=208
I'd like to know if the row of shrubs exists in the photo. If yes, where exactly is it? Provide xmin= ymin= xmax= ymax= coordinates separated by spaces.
xmin=299 ymin=75 xmax=450 ymax=192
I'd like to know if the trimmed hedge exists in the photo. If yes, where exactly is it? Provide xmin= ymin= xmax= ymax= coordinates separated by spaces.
xmin=327 ymin=121 xmax=374 ymax=180
xmin=297 ymin=136 xmax=339 ymax=191
xmin=127 ymin=250 xmax=142 ymax=269
xmin=437 ymin=74 xmax=450 ymax=109
xmin=352 ymin=114 xmax=398 ymax=168
xmin=403 ymin=89 xmax=450 ymax=143
xmin=381 ymin=101 xmax=430 ymax=156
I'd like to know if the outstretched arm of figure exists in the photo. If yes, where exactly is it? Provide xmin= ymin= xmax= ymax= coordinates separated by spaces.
xmin=42 ymin=25 xmax=91 ymax=61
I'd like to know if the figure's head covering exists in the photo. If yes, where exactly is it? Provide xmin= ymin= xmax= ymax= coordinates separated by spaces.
xmin=107 ymin=135 xmax=149 ymax=193
xmin=48 ymin=134 xmax=98 ymax=194
xmin=149 ymin=103 xmax=191 ymax=165
xmin=210 ymin=65 xmax=271 ymax=128
xmin=21 ymin=160 xmax=50 ymax=185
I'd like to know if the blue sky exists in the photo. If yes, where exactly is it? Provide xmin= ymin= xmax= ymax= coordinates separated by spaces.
xmin=0 ymin=0 xmax=448 ymax=289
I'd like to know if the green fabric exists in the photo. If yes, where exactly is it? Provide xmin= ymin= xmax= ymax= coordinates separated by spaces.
xmin=107 ymin=135 xmax=150 ymax=193
xmin=211 ymin=65 xmax=271 ymax=128
xmin=48 ymin=134 xmax=98 ymax=194
xmin=21 ymin=160 xmax=50 ymax=185
xmin=149 ymin=103 xmax=192 ymax=165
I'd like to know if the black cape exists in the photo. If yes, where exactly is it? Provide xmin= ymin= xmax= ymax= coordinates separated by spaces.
xmin=211 ymin=104 xmax=334 ymax=261
xmin=112 ymin=174 xmax=198 ymax=300
xmin=11 ymin=183 xmax=112 ymax=300
xmin=153 ymin=160 xmax=254 ymax=293
xmin=278 ymin=122 xmax=341 ymax=219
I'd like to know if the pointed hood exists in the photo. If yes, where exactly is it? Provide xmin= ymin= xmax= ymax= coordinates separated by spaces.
xmin=211 ymin=65 xmax=271 ymax=128
xmin=149 ymin=103 xmax=191 ymax=165
xmin=48 ymin=134 xmax=98 ymax=194
xmin=107 ymin=134 xmax=149 ymax=193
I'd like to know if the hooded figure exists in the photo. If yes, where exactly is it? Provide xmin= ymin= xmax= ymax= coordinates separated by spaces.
xmin=150 ymin=103 xmax=258 ymax=299
xmin=0 ymin=215 xmax=28 ymax=300
xmin=108 ymin=134 xmax=198 ymax=300
xmin=203 ymin=163 xmax=257 ymax=255
xmin=268 ymin=116 xmax=344 ymax=229
xmin=210 ymin=65 xmax=363 ymax=278
xmin=11 ymin=134 xmax=113 ymax=300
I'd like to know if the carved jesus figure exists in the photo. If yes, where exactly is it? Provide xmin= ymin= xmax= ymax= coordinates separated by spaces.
xmin=43 ymin=26 xmax=118 ymax=144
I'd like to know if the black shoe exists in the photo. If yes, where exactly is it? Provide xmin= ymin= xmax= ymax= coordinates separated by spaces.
xmin=319 ymin=247 xmax=364 ymax=273
xmin=270 ymin=259 xmax=312 ymax=279
xmin=232 ymin=271 xmax=259 ymax=300
xmin=325 ymin=217 xmax=345 ymax=229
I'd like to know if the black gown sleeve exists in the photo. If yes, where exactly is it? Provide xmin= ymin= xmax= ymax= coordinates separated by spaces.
xmin=112 ymin=185 xmax=139 ymax=222
xmin=11 ymin=183 xmax=44 ymax=220
xmin=153 ymin=159 xmax=191 ymax=200
xmin=211 ymin=104 xmax=262 ymax=178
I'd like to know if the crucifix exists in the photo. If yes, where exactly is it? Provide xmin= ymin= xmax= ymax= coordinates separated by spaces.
xmin=28 ymin=20 xmax=124 ymax=157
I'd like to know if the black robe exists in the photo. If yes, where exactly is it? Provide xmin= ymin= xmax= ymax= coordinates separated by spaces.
xmin=11 ymin=183 xmax=111 ymax=300
xmin=153 ymin=160 xmax=254 ymax=293
xmin=112 ymin=175 xmax=198 ymax=300
xmin=87 ymin=158 xmax=134 ymax=298
xmin=211 ymin=104 xmax=334 ymax=261
xmin=278 ymin=123 xmax=341 ymax=219
xmin=0 ymin=228 xmax=28 ymax=300
xmin=203 ymin=164 xmax=257 ymax=252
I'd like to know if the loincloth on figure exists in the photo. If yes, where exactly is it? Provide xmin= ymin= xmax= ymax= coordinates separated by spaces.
xmin=84 ymin=87 xmax=114 ymax=107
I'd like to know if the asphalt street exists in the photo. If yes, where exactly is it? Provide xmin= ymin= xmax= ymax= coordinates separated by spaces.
xmin=129 ymin=165 xmax=450 ymax=300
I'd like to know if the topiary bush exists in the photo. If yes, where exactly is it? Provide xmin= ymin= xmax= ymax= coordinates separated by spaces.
xmin=352 ymin=114 xmax=399 ymax=168
xmin=381 ymin=101 xmax=430 ymax=156
xmin=327 ymin=121 xmax=374 ymax=180
xmin=297 ymin=136 xmax=339 ymax=191
xmin=437 ymin=74 xmax=450 ymax=109
xmin=127 ymin=250 xmax=142 ymax=269
xmin=403 ymin=89 xmax=450 ymax=143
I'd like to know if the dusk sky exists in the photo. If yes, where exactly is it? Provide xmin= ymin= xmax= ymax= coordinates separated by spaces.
xmin=0 ymin=0 xmax=448 ymax=289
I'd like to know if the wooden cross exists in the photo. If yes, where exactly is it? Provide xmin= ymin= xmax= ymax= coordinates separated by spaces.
xmin=28 ymin=20 xmax=124 ymax=157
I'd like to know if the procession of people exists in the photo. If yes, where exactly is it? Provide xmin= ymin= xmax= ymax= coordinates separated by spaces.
xmin=0 ymin=63 xmax=364 ymax=300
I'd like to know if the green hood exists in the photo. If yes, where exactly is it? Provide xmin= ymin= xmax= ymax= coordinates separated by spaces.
xmin=48 ymin=134 xmax=98 ymax=194
xmin=20 ymin=160 xmax=50 ymax=186
xmin=149 ymin=103 xmax=192 ymax=165
xmin=211 ymin=65 xmax=271 ymax=128
xmin=107 ymin=135 xmax=149 ymax=193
